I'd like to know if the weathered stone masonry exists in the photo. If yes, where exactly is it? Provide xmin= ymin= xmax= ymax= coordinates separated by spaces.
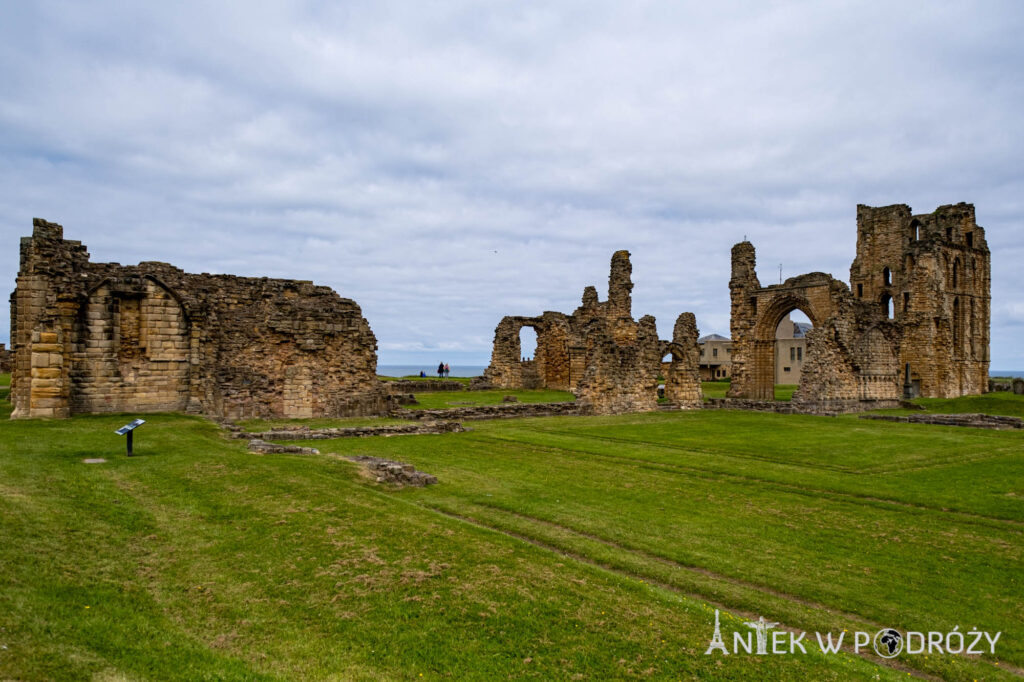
xmin=10 ymin=219 xmax=388 ymax=419
xmin=727 ymin=203 xmax=990 ymax=411
xmin=482 ymin=251 xmax=702 ymax=414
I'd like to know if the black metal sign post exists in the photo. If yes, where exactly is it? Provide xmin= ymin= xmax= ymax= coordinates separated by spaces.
xmin=115 ymin=419 xmax=146 ymax=456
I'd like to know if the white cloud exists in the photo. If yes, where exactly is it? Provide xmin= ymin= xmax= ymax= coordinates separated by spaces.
xmin=1 ymin=1 xmax=1023 ymax=367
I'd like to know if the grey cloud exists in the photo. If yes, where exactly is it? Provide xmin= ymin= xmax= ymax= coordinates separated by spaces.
xmin=2 ymin=1 xmax=1022 ymax=367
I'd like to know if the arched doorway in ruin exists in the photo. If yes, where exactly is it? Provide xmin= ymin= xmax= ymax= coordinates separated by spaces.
xmin=772 ymin=309 xmax=813 ymax=399
xmin=749 ymin=296 xmax=821 ymax=401
xmin=72 ymin=276 xmax=191 ymax=414
xmin=518 ymin=325 xmax=541 ymax=388
xmin=519 ymin=325 xmax=538 ymax=361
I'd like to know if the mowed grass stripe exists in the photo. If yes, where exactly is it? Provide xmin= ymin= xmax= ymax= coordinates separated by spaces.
xmin=421 ymin=500 xmax=1009 ymax=682
xmin=467 ymin=414 xmax=1023 ymax=520
xmin=0 ymin=412 xmax=914 ymax=680
xmin=299 ymin=418 xmax=1023 ymax=668
xmin=469 ymin=431 xmax=1024 ymax=532
xmin=529 ymin=420 xmax=1021 ymax=476
xmin=523 ymin=410 xmax=1024 ymax=474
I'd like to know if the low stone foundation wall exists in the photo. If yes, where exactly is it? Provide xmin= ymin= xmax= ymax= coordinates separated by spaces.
xmin=703 ymin=398 xmax=902 ymax=415
xmin=703 ymin=399 xmax=798 ymax=414
xmin=383 ymin=380 xmax=466 ymax=394
xmin=989 ymin=378 xmax=1024 ymax=394
xmin=248 ymin=439 xmax=320 ymax=454
xmin=236 ymin=421 xmax=465 ymax=440
xmin=859 ymin=413 xmax=1023 ymax=430
xmin=400 ymin=402 xmax=581 ymax=421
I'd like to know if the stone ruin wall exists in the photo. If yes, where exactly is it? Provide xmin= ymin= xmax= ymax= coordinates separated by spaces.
xmin=482 ymin=251 xmax=702 ymax=415
xmin=0 ymin=343 xmax=10 ymax=374
xmin=728 ymin=203 xmax=990 ymax=411
xmin=9 ymin=219 xmax=388 ymax=420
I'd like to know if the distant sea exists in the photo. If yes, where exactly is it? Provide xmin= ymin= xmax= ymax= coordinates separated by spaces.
xmin=378 ymin=365 xmax=486 ymax=378
xmin=375 ymin=366 xmax=1024 ymax=379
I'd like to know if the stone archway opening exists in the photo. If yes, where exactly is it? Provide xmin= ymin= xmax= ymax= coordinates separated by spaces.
xmin=519 ymin=326 xmax=538 ymax=362
xmin=773 ymin=309 xmax=812 ymax=400
xmin=745 ymin=297 xmax=820 ymax=401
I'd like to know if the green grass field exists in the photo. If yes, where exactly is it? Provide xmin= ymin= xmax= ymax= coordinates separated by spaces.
xmin=403 ymin=388 xmax=575 ymax=410
xmin=0 ymin=386 xmax=1022 ymax=680
xmin=699 ymin=381 xmax=797 ymax=401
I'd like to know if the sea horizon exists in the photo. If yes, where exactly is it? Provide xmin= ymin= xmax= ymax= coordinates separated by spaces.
xmin=378 ymin=364 xmax=486 ymax=378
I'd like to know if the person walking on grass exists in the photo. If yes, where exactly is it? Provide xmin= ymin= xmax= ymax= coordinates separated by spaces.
xmin=444 ymin=362 xmax=450 ymax=378
xmin=438 ymin=362 xmax=445 ymax=379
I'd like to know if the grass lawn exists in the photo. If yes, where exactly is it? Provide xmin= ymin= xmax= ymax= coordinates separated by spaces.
xmin=236 ymin=416 xmax=409 ymax=431
xmin=404 ymin=388 xmax=575 ymax=410
xmin=701 ymin=381 xmax=730 ymax=399
xmin=1 ymin=397 xmax=1022 ymax=679
xmin=774 ymin=384 xmax=798 ymax=401
xmin=700 ymin=381 xmax=797 ymax=402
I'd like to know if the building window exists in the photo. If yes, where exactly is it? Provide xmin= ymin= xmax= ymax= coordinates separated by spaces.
xmin=883 ymin=267 xmax=891 ymax=286
xmin=903 ymin=292 xmax=910 ymax=312
xmin=790 ymin=347 xmax=795 ymax=361
xmin=857 ymin=283 xmax=863 ymax=298
xmin=783 ymin=367 xmax=791 ymax=372
xmin=797 ymin=347 xmax=802 ymax=361
xmin=713 ymin=347 xmax=718 ymax=358
xmin=966 ymin=232 xmax=974 ymax=247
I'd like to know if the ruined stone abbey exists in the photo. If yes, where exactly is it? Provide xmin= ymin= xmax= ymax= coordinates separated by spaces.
xmin=728 ymin=203 xmax=990 ymax=410
xmin=480 ymin=250 xmax=702 ymax=414
xmin=8 ymin=219 xmax=387 ymax=419
xmin=7 ymin=202 xmax=991 ymax=419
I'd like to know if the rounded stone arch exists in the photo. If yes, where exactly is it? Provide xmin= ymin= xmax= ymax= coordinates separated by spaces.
xmin=72 ymin=274 xmax=191 ymax=414
xmin=752 ymin=294 xmax=822 ymax=342
xmin=910 ymin=219 xmax=922 ymax=242
xmin=748 ymin=294 xmax=823 ymax=400
xmin=142 ymin=275 xmax=193 ymax=323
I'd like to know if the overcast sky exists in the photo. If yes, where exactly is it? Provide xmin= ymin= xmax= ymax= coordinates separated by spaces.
xmin=2 ymin=1 xmax=1022 ymax=368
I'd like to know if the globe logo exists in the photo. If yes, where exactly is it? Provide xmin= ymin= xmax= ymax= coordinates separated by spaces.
xmin=873 ymin=628 xmax=903 ymax=658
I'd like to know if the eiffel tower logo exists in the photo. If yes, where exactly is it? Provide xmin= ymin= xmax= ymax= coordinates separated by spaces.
xmin=704 ymin=609 xmax=729 ymax=655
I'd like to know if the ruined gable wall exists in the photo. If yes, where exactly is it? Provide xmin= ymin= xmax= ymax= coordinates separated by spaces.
xmin=850 ymin=203 xmax=990 ymax=398
xmin=729 ymin=203 xmax=988 ymax=411
xmin=576 ymin=314 xmax=662 ymax=415
xmin=10 ymin=219 xmax=386 ymax=420
xmin=482 ymin=251 xmax=701 ymax=414
xmin=663 ymin=313 xmax=703 ymax=408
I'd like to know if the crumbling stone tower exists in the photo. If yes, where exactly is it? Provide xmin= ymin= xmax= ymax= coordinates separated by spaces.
xmin=849 ymin=203 xmax=990 ymax=397
xmin=728 ymin=203 xmax=990 ymax=409
xmin=9 ymin=219 xmax=389 ymax=420
xmin=482 ymin=251 xmax=702 ymax=414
